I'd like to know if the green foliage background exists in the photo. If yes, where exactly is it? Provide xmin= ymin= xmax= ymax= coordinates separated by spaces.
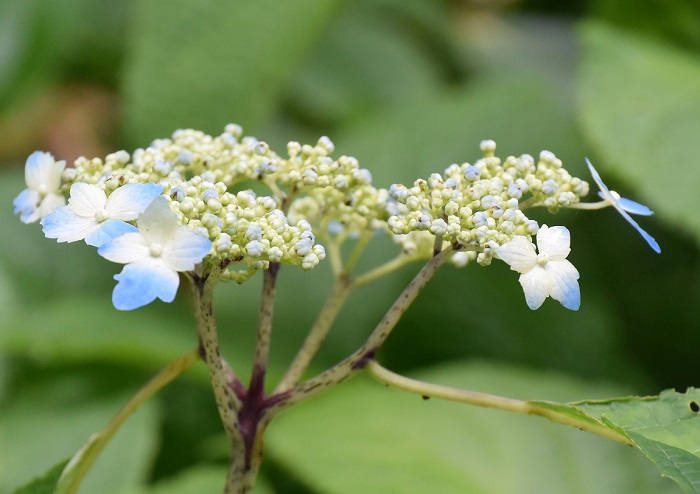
xmin=0 ymin=0 xmax=698 ymax=492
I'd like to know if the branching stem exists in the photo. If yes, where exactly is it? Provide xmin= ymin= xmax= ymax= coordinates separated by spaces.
xmin=364 ymin=360 xmax=634 ymax=446
xmin=268 ymin=246 xmax=455 ymax=414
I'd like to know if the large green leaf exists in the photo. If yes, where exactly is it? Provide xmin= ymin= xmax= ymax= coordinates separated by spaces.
xmin=531 ymin=388 xmax=700 ymax=493
xmin=578 ymin=22 xmax=700 ymax=244
xmin=286 ymin=0 xmax=448 ymax=126
xmin=121 ymin=0 xmax=342 ymax=144
xmin=0 ymin=296 xmax=198 ymax=368
xmin=111 ymin=466 xmax=274 ymax=494
xmin=266 ymin=361 xmax=678 ymax=493
xmin=12 ymin=460 xmax=68 ymax=494
xmin=0 ymin=374 xmax=159 ymax=494
xmin=334 ymin=75 xmax=585 ymax=188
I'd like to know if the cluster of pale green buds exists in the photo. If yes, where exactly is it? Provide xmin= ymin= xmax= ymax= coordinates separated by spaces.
xmin=387 ymin=140 xmax=589 ymax=265
xmin=14 ymin=124 xmax=659 ymax=311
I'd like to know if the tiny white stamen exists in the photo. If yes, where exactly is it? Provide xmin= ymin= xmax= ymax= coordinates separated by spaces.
xmin=150 ymin=243 xmax=163 ymax=257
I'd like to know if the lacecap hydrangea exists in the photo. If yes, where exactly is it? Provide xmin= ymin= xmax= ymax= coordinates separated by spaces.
xmin=14 ymin=126 xmax=659 ymax=311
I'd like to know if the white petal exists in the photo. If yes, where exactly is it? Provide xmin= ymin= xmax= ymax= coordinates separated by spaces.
xmin=519 ymin=266 xmax=550 ymax=310
xmin=13 ymin=189 xmax=41 ymax=223
xmin=536 ymin=225 xmax=570 ymax=261
xmin=497 ymin=236 xmax=536 ymax=274
xmin=587 ymin=158 xmax=660 ymax=253
xmin=85 ymin=219 xmax=138 ymax=247
xmin=39 ymin=193 xmax=66 ymax=218
xmin=42 ymin=206 xmax=99 ymax=243
xmin=112 ymin=259 xmax=180 ymax=310
xmin=161 ymin=228 xmax=212 ymax=272
xmin=98 ymin=232 xmax=150 ymax=264
xmin=25 ymin=152 xmax=64 ymax=191
xmin=68 ymin=183 xmax=107 ymax=217
xmin=137 ymin=196 xmax=179 ymax=244
xmin=546 ymin=260 xmax=580 ymax=310
xmin=105 ymin=183 xmax=163 ymax=221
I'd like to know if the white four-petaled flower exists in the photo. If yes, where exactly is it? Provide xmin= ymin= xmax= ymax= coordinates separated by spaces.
xmin=586 ymin=158 xmax=660 ymax=253
xmin=497 ymin=225 xmax=580 ymax=311
xmin=13 ymin=151 xmax=66 ymax=223
xmin=41 ymin=182 xmax=163 ymax=247
xmin=98 ymin=196 xmax=212 ymax=310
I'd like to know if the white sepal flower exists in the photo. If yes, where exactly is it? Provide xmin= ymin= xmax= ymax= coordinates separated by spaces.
xmin=586 ymin=158 xmax=660 ymax=253
xmin=41 ymin=182 xmax=163 ymax=247
xmin=13 ymin=151 xmax=66 ymax=223
xmin=98 ymin=196 xmax=212 ymax=310
xmin=498 ymin=225 xmax=580 ymax=311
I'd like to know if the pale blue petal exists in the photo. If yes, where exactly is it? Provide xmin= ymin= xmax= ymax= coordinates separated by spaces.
xmin=112 ymin=259 xmax=180 ymax=310
xmin=586 ymin=158 xmax=660 ymax=253
xmin=519 ymin=267 xmax=549 ymax=310
xmin=138 ymin=196 xmax=179 ymax=243
xmin=613 ymin=209 xmax=661 ymax=254
xmin=41 ymin=206 xmax=98 ymax=242
xmin=536 ymin=225 xmax=571 ymax=261
xmin=497 ymin=236 xmax=536 ymax=274
xmin=106 ymin=183 xmax=163 ymax=220
xmin=162 ymin=228 xmax=212 ymax=271
xmin=98 ymin=232 xmax=150 ymax=264
xmin=596 ymin=191 xmax=653 ymax=216
xmin=616 ymin=197 xmax=654 ymax=216
xmin=546 ymin=260 xmax=580 ymax=311
xmin=13 ymin=189 xmax=40 ymax=223
xmin=24 ymin=151 xmax=64 ymax=191
xmin=85 ymin=219 xmax=138 ymax=247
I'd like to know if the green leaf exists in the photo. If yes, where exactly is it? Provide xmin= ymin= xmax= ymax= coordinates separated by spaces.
xmin=12 ymin=460 xmax=68 ymax=494
xmin=0 ymin=374 xmax=159 ymax=494
xmin=628 ymin=433 xmax=700 ymax=494
xmin=122 ymin=0 xmax=342 ymax=144
xmin=111 ymin=466 xmax=274 ymax=494
xmin=266 ymin=361 xmax=677 ymax=493
xmin=286 ymin=0 xmax=447 ymax=126
xmin=569 ymin=388 xmax=700 ymax=493
xmin=335 ymin=75 xmax=585 ymax=188
xmin=578 ymin=21 xmax=700 ymax=244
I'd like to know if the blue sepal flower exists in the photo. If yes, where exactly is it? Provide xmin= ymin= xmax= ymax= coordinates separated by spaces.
xmin=586 ymin=158 xmax=660 ymax=253
xmin=98 ymin=196 xmax=212 ymax=310
xmin=13 ymin=151 xmax=66 ymax=223
xmin=41 ymin=182 xmax=163 ymax=247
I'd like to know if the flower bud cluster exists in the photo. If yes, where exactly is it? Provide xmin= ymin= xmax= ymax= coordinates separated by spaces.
xmin=161 ymin=177 xmax=326 ymax=279
xmin=54 ymin=124 xmax=335 ymax=281
xmin=387 ymin=141 xmax=588 ymax=265
xmin=280 ymin=138 xmax=390 ymax=235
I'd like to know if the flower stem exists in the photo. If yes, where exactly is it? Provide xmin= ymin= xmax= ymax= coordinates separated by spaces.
xmin=275 ymin=276 xmax=352 ymax=392
xmin=350 ymin=254 xmax=417 ymax=289
xmin=342 ymin=232 xmax=372 ymax=275
xmin=268 ymin=246 xmax=455 ymax=413
xmin=250 ymin=263 xmax=280 ymax=393
xmin=191 ymin=269 xmax=243 ymax=443
xmin=364 ymin=360 xmax=634 ymax=446
xmin=55 ymin=349 xmax=201 ymax=494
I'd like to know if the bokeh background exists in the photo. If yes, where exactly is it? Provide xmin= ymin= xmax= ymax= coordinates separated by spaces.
xmin=1 ymin=0 xmax=699 ymax=492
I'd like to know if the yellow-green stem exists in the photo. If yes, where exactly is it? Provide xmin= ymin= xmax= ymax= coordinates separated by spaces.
xmin=55 ymin=349 xmax=201 ymax=494
xmin=342 ymin=232 xmax=372 ymax=275
xmin=191 ymin=269 xmax=243 ymax=442
xmin=268 ymin=246 xmax=455 ymax=414
xmin=275 ymin=276 xmax=353 ymax=392
xmin=350 ymin=254 xmax=418 ymax=289
xmin=365 ymin=360 xmax=634 ymax=446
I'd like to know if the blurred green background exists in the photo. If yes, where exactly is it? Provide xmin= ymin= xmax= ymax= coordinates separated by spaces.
xmin=1 ymin=0 xmax=699 ymax=492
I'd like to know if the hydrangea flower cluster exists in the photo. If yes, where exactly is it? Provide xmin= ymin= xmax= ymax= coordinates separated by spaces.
xmin=13 ymin=124 xmax=659 ymax=312
xmin=387 ymin=140 xmax=589 ymax=266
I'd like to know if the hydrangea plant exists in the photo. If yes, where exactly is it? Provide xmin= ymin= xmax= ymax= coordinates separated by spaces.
xmin=14 ymin=125 xmax=673 ymax=493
